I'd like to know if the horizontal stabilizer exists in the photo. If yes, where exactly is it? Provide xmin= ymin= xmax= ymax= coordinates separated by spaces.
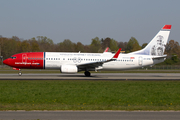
xmin=152 ymin=55 xmax=167 ymax=60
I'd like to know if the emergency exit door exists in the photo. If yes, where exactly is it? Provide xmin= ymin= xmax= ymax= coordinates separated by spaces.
xmin=139 ymin=56 xmax=143 ymax=66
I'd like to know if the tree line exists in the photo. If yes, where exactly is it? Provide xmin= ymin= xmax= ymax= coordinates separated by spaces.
xmin=0 ymin=35 xmax=180 ymax=65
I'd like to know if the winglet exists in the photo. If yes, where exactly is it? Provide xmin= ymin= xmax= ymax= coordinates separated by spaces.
xmin=162 ymin=25 xmax=171 ymax=30
xmin=104 ymin=47 xmax=109 ymax=52
xmin=113 ymin=48 xmax=122 ymax=58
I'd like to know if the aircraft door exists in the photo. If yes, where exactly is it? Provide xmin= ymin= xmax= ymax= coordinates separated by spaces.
xmin=139 ymin=56 xmax=143 ymax=66
xmin=22 ymin=54 xmax=27 ymax=63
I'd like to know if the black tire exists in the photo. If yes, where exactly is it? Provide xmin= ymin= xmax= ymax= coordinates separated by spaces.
xmin=18 ymin=72 xmax=22 ymax=76
xmin=84 ymin=71 xmax=91 ymax=77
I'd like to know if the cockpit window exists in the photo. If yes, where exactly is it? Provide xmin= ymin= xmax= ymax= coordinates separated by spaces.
xmin=10 ymin=56 xmax=17 ymax=59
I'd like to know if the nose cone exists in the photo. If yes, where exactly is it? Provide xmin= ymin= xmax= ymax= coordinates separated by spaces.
xmin=3 ymin=59 xmax=9 ymax=65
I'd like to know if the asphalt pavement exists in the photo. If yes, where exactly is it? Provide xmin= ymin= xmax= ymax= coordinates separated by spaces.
xmin=0 ymin=111 xmax=180 ymax=120
xmin=0 ymin=73 xmax=180 ymax=80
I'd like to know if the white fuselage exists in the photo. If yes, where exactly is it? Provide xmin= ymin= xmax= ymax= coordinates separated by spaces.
xmin=44 ymin=52 xmax=164 ymax=71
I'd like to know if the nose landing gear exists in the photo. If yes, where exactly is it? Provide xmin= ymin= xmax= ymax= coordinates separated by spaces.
xmin=18 ymin=72 xmax=22 ymax=76
xmin=13 ymin=67 xmax=22 ymax=76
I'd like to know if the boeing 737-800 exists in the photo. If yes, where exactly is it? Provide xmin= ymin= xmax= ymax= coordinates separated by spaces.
xmin=3 ymin=25 xmax=171 ymax=76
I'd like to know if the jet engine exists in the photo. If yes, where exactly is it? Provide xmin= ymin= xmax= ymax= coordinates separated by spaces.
xmin=60 ymin=65 xmax=78 ymax=73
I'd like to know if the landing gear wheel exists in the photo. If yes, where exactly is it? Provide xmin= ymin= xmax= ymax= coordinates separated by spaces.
xmin=84 ymin=71 xmax=91 ymax=77
xmin=18 ymin=72 xmax=22 ymax=76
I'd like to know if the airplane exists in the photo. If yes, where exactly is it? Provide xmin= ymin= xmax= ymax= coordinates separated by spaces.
xmin=3 ymin=25 xmax=171 ymax=76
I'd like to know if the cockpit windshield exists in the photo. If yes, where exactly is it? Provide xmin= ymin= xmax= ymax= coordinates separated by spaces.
xmin=9 ymin=56 xmax=16 ymax=59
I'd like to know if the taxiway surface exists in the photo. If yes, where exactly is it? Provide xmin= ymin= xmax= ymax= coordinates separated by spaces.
xmin=0 ymin=111 xmax=180 ymax=120
xmin=0 ymin=73 xmax=180 ymax=80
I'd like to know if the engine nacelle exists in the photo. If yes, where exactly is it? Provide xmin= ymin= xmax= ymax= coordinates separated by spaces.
xmin=60 ymin=65 xmax=78 ymax=73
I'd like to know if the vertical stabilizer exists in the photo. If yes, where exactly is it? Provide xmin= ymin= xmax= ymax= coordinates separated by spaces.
xmin=103 ymin=47 xmax=109 ymax=52
xmin=129 ymin=25 xmax=171 ymax=56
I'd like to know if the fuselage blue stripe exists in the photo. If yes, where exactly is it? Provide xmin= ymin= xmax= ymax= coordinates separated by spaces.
xmin=44 ymin=52 xmax=45 ymax=69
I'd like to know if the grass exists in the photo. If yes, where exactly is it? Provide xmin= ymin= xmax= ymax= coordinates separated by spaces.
xmin=0 ymin=80 xmax=180 ymax=110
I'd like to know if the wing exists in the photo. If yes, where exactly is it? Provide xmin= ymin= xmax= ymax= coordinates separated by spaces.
xmin=77 ymin=48 xmax=121 ymax=70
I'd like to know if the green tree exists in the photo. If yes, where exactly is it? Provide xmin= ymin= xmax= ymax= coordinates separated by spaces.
xmin=165 ymin=40 xmax=180 ymax=58
xmin=171 ymin=54 xmax=179 ymax=63
xmin=126 ymin=37 xmax=141 ymax=53
xmin=118 ymin=42 xmax=127 ymax=51
xmin=57 ymin=39 xmax=76 ymax=52
xmin=75 ymin=42 xmax=85 ymax=52
xmin=141 ymin=43 xmax=148 ymax=49
xmin=1 ymin=38 xmax=20 ymax=59
xmin=90 ymin=37 xmax=101 ymax=53
xmin=29 ymin=39 xmax=40 ymax=52
xmin=20 ymin=40 xmax=31 ymax=52
xmin=109 ymin=39 xmax=118 ymax=51
xmin=36 ymin=36 xmax=54 ymax=52
xmin=101 ymin=37 xmax=111 ymax=50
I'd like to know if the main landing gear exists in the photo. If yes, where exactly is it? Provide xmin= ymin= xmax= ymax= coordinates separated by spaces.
xmin=84 ymin=71 xmax=91 ymax=77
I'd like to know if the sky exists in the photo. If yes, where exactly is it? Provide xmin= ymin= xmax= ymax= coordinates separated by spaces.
xmin=0 ymin=0 xmax=179 ymax=46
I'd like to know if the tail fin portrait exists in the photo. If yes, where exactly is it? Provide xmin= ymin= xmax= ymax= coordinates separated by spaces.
xmin=129 ymin=25 xmax=171 ymax=56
